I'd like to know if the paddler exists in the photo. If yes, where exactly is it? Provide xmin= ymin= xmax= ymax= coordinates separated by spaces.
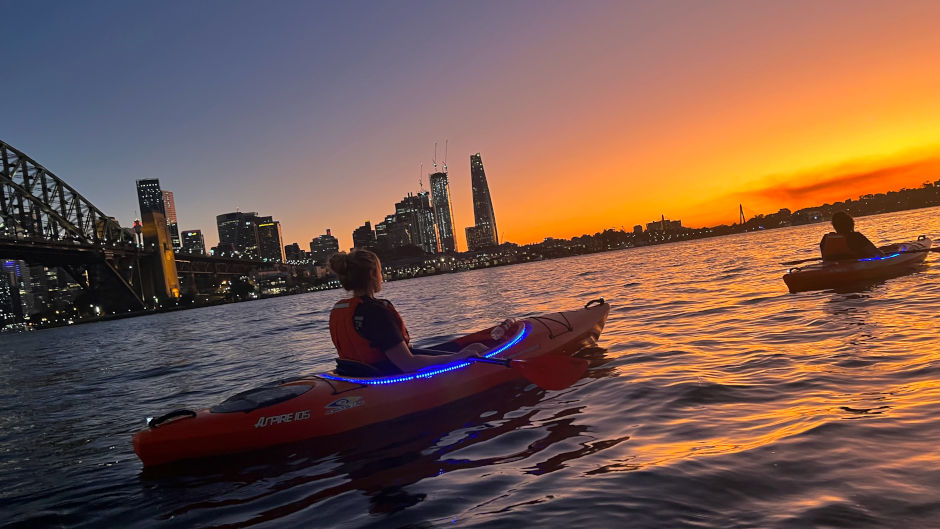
xmin=327 ymin=249 xmax=485 ymax=374
xmin=819 ymin=211 xmax=883 ymax=261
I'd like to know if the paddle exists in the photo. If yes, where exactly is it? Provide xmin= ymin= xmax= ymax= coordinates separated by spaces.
xmin=467 ymin=355 xmax=589 ymax=390
xmin=781 ymin=247 xmax=940 ymax=266
xmin=780 ymin=256 xmax=824 ymax=266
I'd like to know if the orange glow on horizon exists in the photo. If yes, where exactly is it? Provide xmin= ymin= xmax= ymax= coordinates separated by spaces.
xmin=491 ymin=145 xmax=940 ymax=245
xmin=264 ymin=3 xmax=940 ymax=251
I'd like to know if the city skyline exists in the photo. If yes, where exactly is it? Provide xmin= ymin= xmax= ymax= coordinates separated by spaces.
xmin=4 ymin=2 xmax=940 ymax=252
xmin=4 ymin=144 xmax=939 ymax=327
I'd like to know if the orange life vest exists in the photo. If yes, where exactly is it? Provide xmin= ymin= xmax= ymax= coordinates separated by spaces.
xmin=329 ymin=297 xmax=410 ymax=366
xmin=820 ymin=233 xmax=854 ymax=261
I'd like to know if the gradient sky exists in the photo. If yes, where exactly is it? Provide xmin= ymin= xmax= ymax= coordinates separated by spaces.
xmin=3 ymin=0 xmax=940 ymax=250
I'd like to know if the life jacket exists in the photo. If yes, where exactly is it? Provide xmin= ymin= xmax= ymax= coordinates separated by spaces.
xmin=820 ymin=233 xmax=854 ymax=261
xmin=329 ymin=297 xmax=410 ymax=366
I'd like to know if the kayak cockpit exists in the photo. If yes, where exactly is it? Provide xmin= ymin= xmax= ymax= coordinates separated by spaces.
xmin=210 ymin=384 xmax=314 ymax=413
xmin=317 ymin=321 xmax=531 ymax=386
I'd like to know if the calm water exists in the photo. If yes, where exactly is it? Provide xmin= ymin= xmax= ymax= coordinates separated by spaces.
xmin=3 ymin=207 xmax=940 ymax=528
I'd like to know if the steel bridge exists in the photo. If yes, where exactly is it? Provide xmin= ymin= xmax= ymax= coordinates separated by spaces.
xmin=1 ymin=139 xmax=265 ymax=316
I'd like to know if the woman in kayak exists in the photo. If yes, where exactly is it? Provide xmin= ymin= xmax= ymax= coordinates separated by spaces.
xmin=327 ymin=249 xmax=482 ymax=374
xmin=819 ymin=211 xmax=883 ymax=261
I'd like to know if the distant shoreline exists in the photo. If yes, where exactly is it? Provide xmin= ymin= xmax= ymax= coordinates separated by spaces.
xmin=9 ymin=203 xmax=939 ymax=333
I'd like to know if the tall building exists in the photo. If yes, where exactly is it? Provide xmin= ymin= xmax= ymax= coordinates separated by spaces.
xmin=181 ymin=230 xmax=206 ymax=255
xmin=395 ymin=191 xmax=439 ymax=254
xmin=216 ymin=211 xmax=261 ymax=259
xmin=162 ymin=191 xmax=181 ymax=251
xmin=429 ymin=171 xmax=457 ymax=253
xmin=136 ymin=179 xmax=165 ymax=216
xmin=467 ymin=153 xmax=498 ymax=250
xmin=0 ymin=261 xmax=24 ymax=326
xmin=256 ymin=217 xmax=286 ymax=262
xmin=375 ymin=214 xmax=411 ymax=253
xmin=465 ymin=225 xmax=494 ymax=252
xmin=309 ymin=229 xmax=340 ymax=262
xmin=284 ymin=242 xmax=306 ymax=262
xmin=352 ymin=220 xmax=377 ymax=251
xmin=136 ymin=180 xmax=182 ymax=253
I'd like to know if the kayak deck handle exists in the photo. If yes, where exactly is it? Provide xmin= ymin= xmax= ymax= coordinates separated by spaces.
xmin=585 ymin=298 xmax=605 ymax=308
xmin=148 ymin=409 xmax=196 ymax=428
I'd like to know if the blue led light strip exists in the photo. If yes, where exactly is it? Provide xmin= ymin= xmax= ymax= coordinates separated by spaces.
xmin=858 ymin=252 xmax=901 ymax=262
xmin=319 ymin=322 xmax=531 ymax=386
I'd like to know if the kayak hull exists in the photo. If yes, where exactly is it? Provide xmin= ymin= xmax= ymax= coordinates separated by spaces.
xmin=133 ymin=301 xmax=610 ymax=467
xmin=782 ymin=237 xmax=931 ymax=293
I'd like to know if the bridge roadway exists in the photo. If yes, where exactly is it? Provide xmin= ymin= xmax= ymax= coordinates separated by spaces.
xmin=1 ymin=236 xmax=270 ymax=308
xmin=1 ymin=237 xmax=262 ymax=273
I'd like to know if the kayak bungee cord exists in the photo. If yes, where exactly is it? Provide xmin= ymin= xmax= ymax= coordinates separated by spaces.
xmin=529 ymin=313 xmax=573 ymax=339
xmin=317 ymin=322 xmax=531 ymax=386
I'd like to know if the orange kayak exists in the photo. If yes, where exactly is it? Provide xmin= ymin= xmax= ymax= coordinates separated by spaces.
xmin=783 ymin=236 xmax=931 ymax=292
xmin=133 ymin=300 xmax=610 ymax=467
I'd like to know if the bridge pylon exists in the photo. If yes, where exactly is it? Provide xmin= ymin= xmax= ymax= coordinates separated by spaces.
xmin=139 ymin=209 xmax=180 ymax=302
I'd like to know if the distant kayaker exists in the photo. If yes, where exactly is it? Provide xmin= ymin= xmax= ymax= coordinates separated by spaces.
xmin=819 ymin=211 xmax=883 ymax=261
xmin=327 ymin=249 xmax=483 ymax=374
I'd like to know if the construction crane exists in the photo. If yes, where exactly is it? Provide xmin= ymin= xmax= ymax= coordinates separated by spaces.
xmin=443 ymin=139 xmax=448 ymax=173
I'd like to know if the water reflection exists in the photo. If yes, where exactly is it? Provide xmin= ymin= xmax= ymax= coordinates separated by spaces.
xmin=4 ymin=207 xmax=940 ymax=528
xmin=824 ymin=292 xmax=874 ymax=329
xmin=138 ymin=377 xmax=627 ymax=526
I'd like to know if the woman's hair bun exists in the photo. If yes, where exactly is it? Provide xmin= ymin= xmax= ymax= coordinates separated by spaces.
xmin=327 ymin=252 xmax=348 ymax=276
xmin=328 ymin=249 xmax=381 ymax=292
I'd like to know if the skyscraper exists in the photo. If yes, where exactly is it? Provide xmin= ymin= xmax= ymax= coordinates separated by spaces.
xmin=136 ymin=179 xmax=182 ymax=254
xmin=429 ymin=172 xmax=457 ymax=253
xmin=395 ymin=191 xmax=439 ymax=254
xmin=216 ymin=211 xmax=261 ymax=259
xmin=309 ymin=229 xmax=340 ymax=262
xmin=375 ymin=214 xmax=411 ymax=253
xmin=466 ymin=153 xmax=498 ymax=251
xmin=0 ymin=261 xmax=24 ymax=326
xmin=136 ymin=179 xmax=165 ymax=216
xmin=465 ymin=225 xmax=494 ymax=252
xmin=352 ymin=220 xmax=377 ymax=251
xmin=256 ymin=217 xmax=286 ymax=262
xmin=162 ymin=190 xmax=181 ymax=251
xmin=284 ymin=243 xmax=306 ymax=262
xmin=181 ymin=230 xmax=206 ymax=255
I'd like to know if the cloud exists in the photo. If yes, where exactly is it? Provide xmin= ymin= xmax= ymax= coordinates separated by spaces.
xmin=733 ymin=154 xmax=940 ymax=208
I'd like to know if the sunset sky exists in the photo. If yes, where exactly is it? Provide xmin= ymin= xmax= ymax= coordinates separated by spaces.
xmin=3 ymin=1 xmax=940 ymax=250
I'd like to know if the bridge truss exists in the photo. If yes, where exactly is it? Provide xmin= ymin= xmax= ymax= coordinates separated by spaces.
xmin=0 ymin=139 xmax=145 ymax=313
